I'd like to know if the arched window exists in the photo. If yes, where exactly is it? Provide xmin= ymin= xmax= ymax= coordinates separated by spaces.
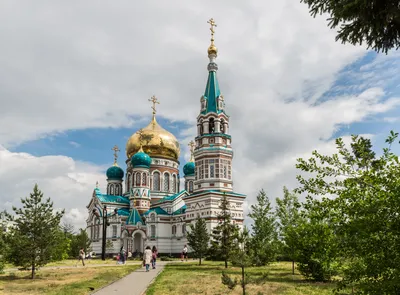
xmin=209 ymin=118 xmax=215 ymax=134
xmin=164 ymin=173 xmax=170 ymax=192
xmin=150 ymin=225 xmax=156 ymax=237
xmin=150 ymin=213 xmax=156 ymax=222
xmin=127 ymin=173 xmax=131 ymax=191
xmin=220 ymin=119 xmax=225 ymax=133
xmin=135 ymin=173 xmax=141 ymax=186
xmin=172 ymin=225 xmax=176 ymax=235
xmin=115 ymin=185 xmax=119 ymax=195
xmin=153 ymin=172 xmax=160 ymax=191
xmin=189 ymin=181 xmax=193 ymax=193
xmin=182 ymin=224 xmax=186 ymax=236
xmin=142 ymin=172 xmax=147 ymax=186
xmin=110 ymin=185 xmax=114 ymax=195
xmin=172 ymin=175 xmax=177 ymax=193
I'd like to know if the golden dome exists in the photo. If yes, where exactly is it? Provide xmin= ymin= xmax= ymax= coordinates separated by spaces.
xmin=126 ymin=116 xmax=180 ymax=161
xmin=208 ymin=44 xmax=218 ymax=56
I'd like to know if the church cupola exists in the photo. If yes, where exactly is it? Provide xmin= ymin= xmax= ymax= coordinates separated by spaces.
xmin=129 ymin=129 xmax=151 ymax=214
xmin=106 ymin=145 xmax=124 ymax=196
xmin=193 ymin=18 xmax=233 ymax=193
xmin=183 ymin=141 xmax=195 ymax=194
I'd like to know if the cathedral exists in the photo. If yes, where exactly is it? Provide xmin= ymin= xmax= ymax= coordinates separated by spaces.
xmin=85 ymin=19 xmax=246 ymax=256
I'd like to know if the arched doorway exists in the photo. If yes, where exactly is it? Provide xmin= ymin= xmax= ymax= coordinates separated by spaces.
xmin=132 ymin=230 xmax=146 ymax=255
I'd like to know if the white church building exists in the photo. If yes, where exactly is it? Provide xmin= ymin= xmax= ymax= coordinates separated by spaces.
xmin=85 ymin=19 xmax=246 ymax=255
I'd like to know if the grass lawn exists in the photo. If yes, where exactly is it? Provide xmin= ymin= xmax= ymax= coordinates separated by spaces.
xmin=0 ymin=264 xmax=141 ymax=295
xmin=146 ymin=261 xmax=344 ymax=295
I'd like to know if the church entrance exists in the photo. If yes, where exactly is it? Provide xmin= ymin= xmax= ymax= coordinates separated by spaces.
xmin=133 ymin=231 xmax=144 ymax=253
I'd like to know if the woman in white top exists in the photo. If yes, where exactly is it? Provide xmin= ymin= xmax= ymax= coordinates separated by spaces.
xmin=143 ymin=246 xmax=152 ymax=272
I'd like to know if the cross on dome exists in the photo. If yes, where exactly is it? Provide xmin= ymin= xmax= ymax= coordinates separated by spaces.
xmin=207 ymin=18 xmax=218 ymax=56
xmin=111 ymin=145 xmax=120 ymax=166
xmin=148 ymin=95 xmax=160 ymax=118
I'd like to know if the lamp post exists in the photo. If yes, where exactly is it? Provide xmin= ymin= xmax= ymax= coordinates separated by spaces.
xmin=102 ymin=206 xmax=109 ymax=260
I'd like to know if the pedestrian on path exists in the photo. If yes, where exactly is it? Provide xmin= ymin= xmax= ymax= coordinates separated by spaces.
xmin=151 ymin=246 xmax=158 ymax=269
xmin=77 ymin=248 xmax=85 ymax=266
xmin=181 ymin=245 xmax=188 ymax=262
xmin=143 ymin=246 xmax=152 ymax=272
xmin=119 ymin=246 xmax=126 ymax=265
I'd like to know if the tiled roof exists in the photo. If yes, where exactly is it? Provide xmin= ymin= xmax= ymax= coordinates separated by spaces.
xmin=143 ymin=207 xmax=170 ymax=216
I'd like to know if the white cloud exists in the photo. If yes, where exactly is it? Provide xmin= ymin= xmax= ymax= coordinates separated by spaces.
xmin=0 ymin=146 xmax=106 ymax=229
xmin=0 ymin=0 xmax=399 ymax=228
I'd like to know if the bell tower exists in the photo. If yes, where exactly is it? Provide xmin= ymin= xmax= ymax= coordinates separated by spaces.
xmin=193 ymin=18 xmax=233 ymax=193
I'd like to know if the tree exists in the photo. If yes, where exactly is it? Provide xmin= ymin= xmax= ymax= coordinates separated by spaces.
xmin=186 ymin=216 xmax=210 ymax=265
xmin=0 ymin=211 xmax=9 ymax=273
xmin=295 ymin=131 xmax=400 ymax=292
xmin=248 ymin=189 xmax=278 ymax=266
xmin=70 ymin=229 xmax=91 ymax=258
xmin=6 ymin=184 xmax=64 ymax=279
xmin=276 ymin=187 xmax=302 ymax=274
xmin=301 ymin=0 xmax=400 ymax=53
xmin=229 ymin=227 xmax=253 ymax=295
xmin=106 ymin=240 xmax=114 ymax=254
xmin=209 ymin=193 xmax=239 ymax=268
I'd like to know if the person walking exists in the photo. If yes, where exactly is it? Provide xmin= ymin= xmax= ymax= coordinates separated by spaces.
xmin=143 ymin=246 xmax=152 ymax=272
xmin=151 ymin=246 xmax=158 ymax=269
xmin=182 ymin=244 xmax=188 ymax=262
xmin=77 ymin=248 xmax=85 ymax=266
xmin=119 ymin=246 xmax=126 ymax=265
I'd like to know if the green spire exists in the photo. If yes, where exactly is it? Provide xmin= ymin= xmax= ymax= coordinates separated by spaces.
xmin=126 ymin=207 xmax=142 ymax=225
xmin=202 ymin=70 xmax=221 ymax=114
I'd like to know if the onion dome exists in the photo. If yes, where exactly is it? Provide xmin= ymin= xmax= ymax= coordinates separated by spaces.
xmin=183 ymin=161 xmax=195 ymax=176
xmin=106 ymin=165 xmax=124 ymax=180
xmin=131 ymin=147 xmax=152 ymax=168
xmin=126 ymin=116 xmax=180 ymax=161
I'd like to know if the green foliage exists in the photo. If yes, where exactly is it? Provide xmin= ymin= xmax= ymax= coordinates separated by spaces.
xmin=50 ymin=228 xmax=71 ymax=261
xmin=6 ymin=184 xmax=64 ymax=279
xmin=248 ymin=189 xmax=278 ymax=266
xmin=70 ymin=229 xmax=91 ymax=258
xmin=276 ymin=187 xmax=303 ymax=273
xmin=106 ymin=240 xmax=114 ymax=253
xmin=221 ymin=271 xmax=238 ymax=290
xmin=0 ymin=211 xmax=8 ymax=273
xmin=230 ymin=227 xmax=253 ymax=295
xmin=295 ymin=131 xmax=400 ymax=292
xmin=294 ymin=197 xmax=339 ymax=281
xmin=209 ymin=193 xmax=239 ymax=268
xmin=301 ymin=0 xmax=400 ymax=53
xmin=186 ymin=216 xmax=210 ymax=265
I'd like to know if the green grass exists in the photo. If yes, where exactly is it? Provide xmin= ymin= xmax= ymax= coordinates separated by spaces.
xmin=146 ymin=261 xmax=346 ymax=295
xmin=0 ymin=264 xmax=141 ymax=294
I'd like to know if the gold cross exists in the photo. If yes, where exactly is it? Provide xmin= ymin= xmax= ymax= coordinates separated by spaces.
xmin=111 ymin=145 xmax=120 ymax=165
xmin=136 ymin=128 xmax=145 ymax=147
xmin=207 ymin=18 xmax=217 ymax=41
xmin=188 ymin=140 xmax=195 ymax=161
xmin=148 ymin=95 xmax=160 ymax=116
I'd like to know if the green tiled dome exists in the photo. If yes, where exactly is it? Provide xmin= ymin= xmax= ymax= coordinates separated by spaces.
xmin=106 ymin=165 xmax=124 ymax=180
xmin=183 ymin=161 xmax=195 ymax=176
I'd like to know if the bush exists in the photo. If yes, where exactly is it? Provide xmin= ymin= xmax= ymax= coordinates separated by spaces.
xmin=160 ymin=256 xmax=174 ymax=261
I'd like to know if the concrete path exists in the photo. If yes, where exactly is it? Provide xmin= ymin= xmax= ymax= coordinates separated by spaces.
xmin=93 ymin=261 xmax=167 ymax=295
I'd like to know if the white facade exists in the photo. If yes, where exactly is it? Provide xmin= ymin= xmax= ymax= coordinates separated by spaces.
xmin=85 ymin=37 xmax=246 ymax=256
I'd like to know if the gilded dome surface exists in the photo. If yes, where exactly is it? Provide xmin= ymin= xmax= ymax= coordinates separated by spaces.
xmin=126 ymin=117 xmax=180 ymax=161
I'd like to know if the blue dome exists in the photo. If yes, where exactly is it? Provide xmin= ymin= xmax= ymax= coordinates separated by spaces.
xmin=106 ymin=165 xmax=124 ymax=180
xmin=131 ymin=150 xmax=152 ymax=168
xmin=183 ymin=161 xmax=195 ymax=176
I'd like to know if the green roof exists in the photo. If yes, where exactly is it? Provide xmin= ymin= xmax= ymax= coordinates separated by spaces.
xmin=126 ymin=208 xmax=143 ymax=225
xmin=94 ymin=188 xmax=130 ymax=205
xmin=143 ymin=207 xmax=170 ymax=216
xmin=156 ymin=190 xmax=187 ymax=203
xmin=172 ymin=204 xmax=187 ymax=215
xmin=116 ymin=208 xmax=130 ymax=216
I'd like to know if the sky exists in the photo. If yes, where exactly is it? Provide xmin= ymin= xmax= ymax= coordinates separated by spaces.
xmin=0 ymin=0 xmax=399 ymax=230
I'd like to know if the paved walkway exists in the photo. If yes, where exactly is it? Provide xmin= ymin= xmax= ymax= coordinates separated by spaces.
xmin=93 ymin=261 xmax=167 ymax=295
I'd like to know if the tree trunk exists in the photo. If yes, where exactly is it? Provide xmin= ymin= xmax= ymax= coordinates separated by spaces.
xmin=199 ymin=255 xmax=202 ymax=266
xmin=292 ymin=260 xmax=295 ymax=275
xmin=241 ymin=265 xmax=245 ymax=295
xmin=31 ymin=262 xmax=35 ymax=279
xmin=224 ymin=259 xmax=228 ymax=269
